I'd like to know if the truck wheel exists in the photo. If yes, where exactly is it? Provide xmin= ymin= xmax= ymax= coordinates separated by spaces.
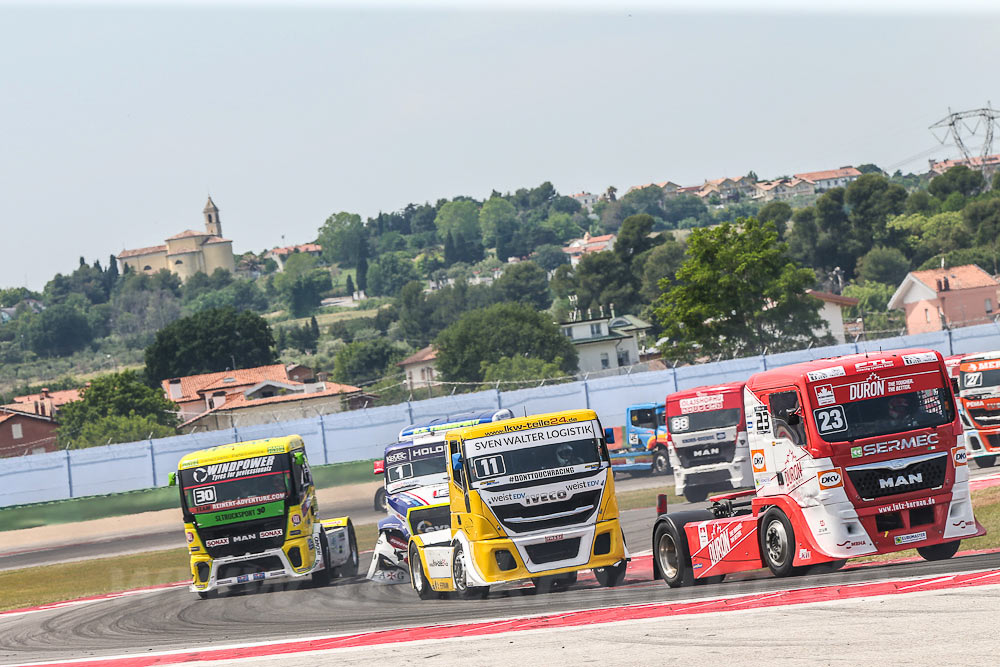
xmin=759 ymin=508 xmax=796 ymax=577
xmin=653 ymin=520 xmax=692 ymax=588
xmin=311 ymin=529 xmax=333 ymax=586
xmin=917 ymin=540 xmax=961 ymax=561
xmin=652 ymin=448 xmax=670 ymax=475
xmin=684 ymin=486 xmax=708 ymax=503
xmin=594 ymin=561 xmax=627 ymax=587
xmin=974 ymin=455 xmax=997 ymax=468
xmin=374 ymin=487 xmax=388 ymax=511
xmin=336 ymin=522 xmax=360 ymax=578
xmin=196 ymin=590 xmax=216 ymax=600
xmin=452 ymin=544 xmax=489 ymax=599
xmin=694 ymin=574 xmax=725 ymax=585
xmin=409 ymin=543 xmax=436 ymax=600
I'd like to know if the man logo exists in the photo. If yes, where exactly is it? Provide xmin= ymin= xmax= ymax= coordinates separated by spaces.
xmin=879 ymin=473 xmax=923 ymax=490
xmin=818 ymin=469 xmax=843 ymax=490
xmin=751 ymin=450 xmax=766 ymax=473
xmin=693 ymin=447 xmax=720 ymax=457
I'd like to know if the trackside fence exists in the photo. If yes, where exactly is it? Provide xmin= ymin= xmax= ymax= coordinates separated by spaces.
xmin=3 ymin=322 xmax=999 ymax=507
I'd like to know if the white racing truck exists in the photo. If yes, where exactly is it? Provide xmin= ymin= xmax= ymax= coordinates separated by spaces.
xmin=366 ymin=409 xmax=513 ymax=584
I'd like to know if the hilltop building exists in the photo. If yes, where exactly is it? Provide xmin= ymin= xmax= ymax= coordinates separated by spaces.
xmin=117 ymin=197 xmax=236 ymax=281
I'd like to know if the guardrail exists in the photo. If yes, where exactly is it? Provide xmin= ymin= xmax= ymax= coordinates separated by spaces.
xmin=2 ymin=321 xmax=997 ymax=507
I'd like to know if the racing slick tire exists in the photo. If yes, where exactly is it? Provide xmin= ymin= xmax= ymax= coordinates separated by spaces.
xmin=683 ymin=486 xmax=709 ymax=503
xmin=452 ymin=544 xmax=489 ymax=599
xmin=311 ymin=528 xmax=333 ymax=586
xmin=593 ymin=560 xmax=627 ymax=587
xmin=652 ymin=513 xmax=704 ymax=588
xmin=917 ymin=540 xmax=961 ymax=561
xmin=409 ymin=543 xmax=436 ymax=600
xmin=974 ymin=455 xmax=997 ymax=469
xmin=759 ymin=507 xmax=798 ymax=577
xmin=374 ymin=486 xmax=388 ymax=511
xmin=335 ymin=522 xmax=360 ymax=578
xmin=652 ymin=448 xmax=670 ymax=476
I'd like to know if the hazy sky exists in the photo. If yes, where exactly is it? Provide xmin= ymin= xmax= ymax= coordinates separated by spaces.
xmin=2 ymin=1 xmax=1000 ymax=289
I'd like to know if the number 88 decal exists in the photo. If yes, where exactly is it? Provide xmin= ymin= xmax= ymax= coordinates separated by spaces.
xmin=813 ymin=405 xmax=848 ymax=435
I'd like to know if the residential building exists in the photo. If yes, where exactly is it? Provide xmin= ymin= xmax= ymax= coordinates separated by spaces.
xmin=698 ymin=176 xmax=756 ymax=201
xmin=888 ymin=264 xmax=1000 ymax=334
xmin=793 ymin=167 xmax=862 ymax=192
xmin=178 ymin=379 xmax=367 ymax=433
xmin=928 ymin=153 xmax=1000 ymax=182
xmin=163 ymin=364 xmax=315 ymax=422
xmin=569 ymin=192 xmax=599 ymax=212
xmin=0 ymin=409 xmax=58 ymax=458
xmin=562 ymin=232 xmax=617 ymax=266
xmin=264 ymin=243 xmax=323 ymax=271
xmin=3 ymin=388 xmax=82 ymax=418
xmin=807 ymin=290 xmax=860 ymax=344
xmin=559 ymin=313 xmax=652 ymax=373
xmin=752 ymin=178 xmax=816 ymax=202
xmin=398 ymin=345 xmax=439 ymax=390
xmin=117 ymin=197 xmax=236 ymax=281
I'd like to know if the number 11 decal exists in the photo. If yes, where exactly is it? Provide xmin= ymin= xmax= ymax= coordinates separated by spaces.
xmin=475 ymin=455 xmax=506 ymax=479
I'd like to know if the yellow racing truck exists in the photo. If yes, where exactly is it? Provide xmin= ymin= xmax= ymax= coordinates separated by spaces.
xmin=407 ymin=409 xmax=628 ymax=598
xmin=169 ymin=436 xmax=359 ymax=598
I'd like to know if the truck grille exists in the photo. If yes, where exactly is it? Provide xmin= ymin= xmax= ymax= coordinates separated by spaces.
xmin=967 ymin=407 xmax=1000 ymax=427
xmin=674 ymin=439 xmax=736 ymax=468
xmin=846 ymin=453 xmax=948 ymax=501
xmin=406 ymin=504 xmax=451 ymax=537
xmin=490 ymin=490 xmax=602 ymax=534
xmin=199 ymin=516 xmax=286 ymax=558
xmin=217 ymin=555 xmax=284 ymax=581
xmin=524 ymin=537 xmax=581 ymax=564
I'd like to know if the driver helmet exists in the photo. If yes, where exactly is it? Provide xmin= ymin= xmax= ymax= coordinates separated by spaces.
xmin=555 ymin=443 xmax=574 ymax=466
xmin=888 ymin=395 xmax=911 ymax=420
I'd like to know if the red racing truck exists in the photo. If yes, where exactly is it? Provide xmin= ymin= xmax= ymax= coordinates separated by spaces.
xmin=651 ymin=349 xmax=984 ymax=587
xmin=665 ymin=382 xmax=751 ymax=502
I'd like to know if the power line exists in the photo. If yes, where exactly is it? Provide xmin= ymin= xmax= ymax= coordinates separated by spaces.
xmin=929 ymin=103 xmax=1000 ymax=171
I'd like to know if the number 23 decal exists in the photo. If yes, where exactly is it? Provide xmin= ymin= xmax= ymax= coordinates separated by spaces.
xmin=813 ymin=405 xmax=848 ymax=434
xmin=753 ymin=407 xmax=770 ymax=434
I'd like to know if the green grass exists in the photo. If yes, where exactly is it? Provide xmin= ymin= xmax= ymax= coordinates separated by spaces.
xmin=0 ymin=459 xmax=378 ymax=533
xmin=614 ymin=485 xmax=684 ymax=512
xmin=0 ymin=521 xmax=378 ymax=612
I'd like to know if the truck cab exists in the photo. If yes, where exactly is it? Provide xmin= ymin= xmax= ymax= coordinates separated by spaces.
xmin=407 ymin=409 xmax=629 ymax=598
xmin=956 ymin=351 xmax=1000 ymax=468
xmin=665 ymin=382 xmax=751 ymax=502
xmin=651 ymin=350 xmax=984 ymax=588
xmin=610 ymin=403 xmax=670 ymax=476
xmin=171 ymin=436 xmax=359 ymax=598
xmin=366 ymin=410 xmax=513 ymax=583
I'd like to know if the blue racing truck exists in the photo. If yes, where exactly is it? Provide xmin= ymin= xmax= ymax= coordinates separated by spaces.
xmin=365 ymin=409 xmax=514 ymax=584
xmin=609 ymin=402 xmax=671 ymax=476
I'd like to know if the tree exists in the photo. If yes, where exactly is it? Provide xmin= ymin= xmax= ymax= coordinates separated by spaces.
xmin=479 ymin=197 xmax=518 ymax=248
xmin=356 ymin=241 xmax=369 ymax=292
xmin=273 ymin=253 xmax=331 ymax=317
xmin=533 ymin=244 xmax=570 ymax=271
xmin=435 ymin=200 xmax=480 ymax=244
xmin=856 ymin=246 xmax=910 ymax=286
xmin=494 ymin=261 xmax=551 ymax=310
xmin=366 ymin=252 xmax=419 ymax=297
xmin=639 ymin=238 xmax=686 ymax=302
xmin=144 ymin=307 xmax=276 ymax=384
xmin=844 ymin=173 xmax=907 ymax=252
xmin=856 ymin=163 xmax=884 ymax=175
xmin=317 ymin=211 xmax=366 ymax=266
xmin=332 ymin=338 xmax=406 ymax=385
xmin=571 ymin=251 xmax=640 ymax=315
xmin=434 ymin=302 xmax=578 ymax=383
xmin=653 ymin=218 xmax=826 ymax=361
xmin=929 ymin=165 xmax=985 ymax=199
xmin=757 ymin=201 xmax=793 ymax=237
xmin=963 ymin=198 xmax=1000 ymax=273
xmin=345 ymin=273 xmax=355 ymax=296
xmin=24 ymin=304 xmax=92 ymax=357
xmin=57 ymin=370 xmax=179 ymax=447
xmin=613 ymin=214 xmax=660 ymax=263
xmin=480 ymin=356 xmax=567 ymax=387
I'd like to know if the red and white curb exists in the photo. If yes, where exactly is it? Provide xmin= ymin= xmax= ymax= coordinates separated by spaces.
xmin=5 ymin=566 xmax=1000 ymax=667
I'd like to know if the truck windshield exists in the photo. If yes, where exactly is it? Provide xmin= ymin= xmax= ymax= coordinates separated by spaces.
xmin=668 ymin=408 xmax=741 ymax=434
xmin=812 ymin=387 xmax=953 ymax=443
xmin=469 ymin=436 xmax=603 ymax=486
xmin=960 ymin=368 xmax=1000 ymax=392
xmin=630 ymin=408 xmax=665 ymax=430
xmin=384 ymin=441 xmax=447 ymax=491
xmin=179 ymin=454 xmax=290 ymax=515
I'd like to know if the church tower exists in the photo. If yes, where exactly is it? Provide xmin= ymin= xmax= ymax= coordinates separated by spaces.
xmin=203 ymin=196 xmax=222 ymax=237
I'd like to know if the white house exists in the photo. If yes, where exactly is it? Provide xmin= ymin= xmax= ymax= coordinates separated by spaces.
xmin=398 ymin=345 xmax=439 ymax=390
xmin=807 ymin=289 xmax=859 ymax=344
xmin=794 ymin=167 xmax=862 ymax=192
xmin=559 ymin=314 xmax=652 ymax=373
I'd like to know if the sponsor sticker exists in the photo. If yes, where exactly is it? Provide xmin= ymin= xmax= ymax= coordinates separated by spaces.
xmin=185 ymin=531 xmax=194 ymax=544
xmin=894 ymin=531 xmax=928 ymax=546
xmin=966 ymin=359 xmax=1000 ymax=372
xmin=190 ymin=456 xmax=277 ymax=484
xmin=903 ymin=352 xmax=938 ymax=366
xmin=877 ymin=497 xmax=935 ymax=514
xmin=817 ymin=469 xmax=843 ymax=490
xmin=260 ymin=528 xmax=284 ymax=539
xmin=678 ymin=394 xmax=724 ymax=414
xmin=544 ymin=534 xmax=564 ymax=543
xmin=814 ymin=384 xmax=835 ymax=406
xmin=953 ymin=447 xmax=968 ymax=465
xmin=807 ymin=366 xmax=846 ymax=382
xmin=798 ymin=548 xmax=811 ymax=561
xmin=698 ymin=523 xmax=708 ymax=549
xmin=292 ymin=513 xmax=301 ymax=526
xmin=205 ymin=537 xmax=230 ymax=547
xmin=855 ymin=358 xmax=894 ymax=373
xmin=751 ymin=449 xmax=766 ymax=473
xmin=851 ymin=446 xmax=863 ymax=459
xmin=813 ymin=405 xmax=848 ymax=435
xmin=849 ymin=374 xmax=885 ymax=401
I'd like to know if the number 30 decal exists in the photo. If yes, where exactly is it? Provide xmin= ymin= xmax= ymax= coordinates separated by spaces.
xmin=813 ymin=405 xmax=848 ymax=434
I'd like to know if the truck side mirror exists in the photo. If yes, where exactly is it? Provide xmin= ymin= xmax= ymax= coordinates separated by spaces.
xmin=293 ymin=451 xmax=305 ymax=466
xmin=451 ymin=452 xmax=463 ymax=473
xmin=167 ymin=471 xmax=176 ymax=487
xmin=604 ymin=427 xmax=616 ymax=444
xmin=373 ymin=459 xmax=385 ymax=474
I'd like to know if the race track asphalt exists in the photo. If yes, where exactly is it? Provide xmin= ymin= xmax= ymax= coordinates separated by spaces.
xmin=2 ymin=494 xmax=999 ymax=665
